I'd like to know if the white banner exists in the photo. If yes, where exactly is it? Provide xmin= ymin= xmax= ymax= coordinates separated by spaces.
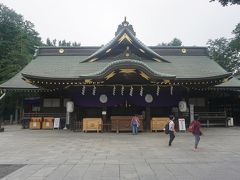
xmin=54 ymin=118 xmax=60 ymax=129
xmin=178 ymin=118 xmax=186 ymax=131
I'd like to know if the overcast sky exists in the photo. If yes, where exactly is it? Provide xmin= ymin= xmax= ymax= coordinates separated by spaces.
xmin=1 ymin=0 xmax=240 ymax=46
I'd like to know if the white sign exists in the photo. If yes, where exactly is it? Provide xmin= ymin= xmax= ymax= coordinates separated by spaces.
xmin=54 ymin=118 xmax=60 ymax=129
xmin=178 ymin=118 xmax=186 ymax=131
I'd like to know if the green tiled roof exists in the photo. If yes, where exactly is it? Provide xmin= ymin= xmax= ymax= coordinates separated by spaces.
xmin=216 ymin=77 xmax=240 ymax=88
xmin=0 ymin=53 xmax=235 ymax=89
xmin=19 ymin=55 xmax=229 ymax=79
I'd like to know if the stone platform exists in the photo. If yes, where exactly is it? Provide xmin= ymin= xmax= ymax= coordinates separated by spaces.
xmin=0 ymin=125 xmax=240 ymax=180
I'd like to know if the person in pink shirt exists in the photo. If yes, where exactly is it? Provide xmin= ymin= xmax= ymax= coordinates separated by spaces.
xmin=190 ymin=115 xmax=202 ymax=151
xmin=131 ymin=114 xmax=140 ymax=135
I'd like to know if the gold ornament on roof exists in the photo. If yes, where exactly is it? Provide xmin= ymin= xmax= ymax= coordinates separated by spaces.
xmin=84 ymin=79 xmax=93 ymax=84
xmin=24 ymin=79 xmax=32 ymax=84
xmin=59 ymin=48 xmax=64 ymax=54
xmin=106 ymin=48 xmax=111 ymax=53
xmin=89 ymin=58 xmax=98 ymax=62
xmin=139 ymin=71 xmax=150 ymax=80
xmin=118 ymin=33 xmax=132 ymax=44
xmin=105 ymin=71 xmax=116 ymax=80
xmin=139 ymin=48 xmax=145 ymax=53
xmin=119 ymin=69 xmax=136 ymax=74
xmin=181 ymin=48 xmax=187 ymax=54
xmin=153 ymin=58 xmax=162 ymax=63
xmin=163 ymin=79 xmax=170 ymax=84
xmin=222 ymin=78 xmax=229 ymax=83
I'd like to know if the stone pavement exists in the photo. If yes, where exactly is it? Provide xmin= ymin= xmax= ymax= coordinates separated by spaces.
xmin=0 ymin=125 xmax=240 ymax=180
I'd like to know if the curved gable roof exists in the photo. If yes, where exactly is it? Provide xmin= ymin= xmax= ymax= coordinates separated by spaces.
xmin=82 ymin=20 xmax=169 ymax=63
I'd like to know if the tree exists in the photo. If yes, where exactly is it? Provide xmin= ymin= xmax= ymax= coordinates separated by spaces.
xmin=210 ymin=0 xmax=240 ymax=6
xmin=0 ymin=4 xmax=42 ymax=84
xmin=158 ymin=38 xmax=182 ymax=46
xmin=207 ymin=23 xmax=240 ymax=73
xmin=207 ymin=38 xmax=233 ymax=72
xmin=43 ymin=38 xmax=81 ymax=47
xmin=230 ymin=23 xmax=240 ymax=73
xmin=0 ymin=4 xmax=42 ymax=122
xmin=46 ymin=38 xmax=53 ymax=46
xmin=230 ymin=23 xmax=240 ymax=51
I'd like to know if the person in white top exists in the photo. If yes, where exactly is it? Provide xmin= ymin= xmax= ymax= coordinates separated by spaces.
xmin=168 ymin=115 xmax=176 ymax=146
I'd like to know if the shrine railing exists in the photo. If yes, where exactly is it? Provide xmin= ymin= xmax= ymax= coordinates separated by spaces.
xmin=183 ymin=111 xmax=227 ymax=127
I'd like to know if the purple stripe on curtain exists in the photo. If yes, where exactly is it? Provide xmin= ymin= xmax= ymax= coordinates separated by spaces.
xmin=71 ymin=88 xmax=184 ymax=107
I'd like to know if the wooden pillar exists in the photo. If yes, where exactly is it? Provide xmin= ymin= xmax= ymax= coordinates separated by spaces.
xmin=145 ymin=106 xmax=151 ymax=131
xmin=19 ymin=96 xmax=24 ymax=123
xmin=102 ymin=107 xmax=107 ymax=132
xmin=102 ymin=107 xmax=107 ymax=124
xmin=15 ymin=96 xmax=19 ymax=123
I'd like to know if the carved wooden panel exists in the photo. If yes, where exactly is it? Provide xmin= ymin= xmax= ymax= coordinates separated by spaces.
xmin=151 ymin=117 xmax=169 ymax=132
xmin=42 ymin=117 xmax=54 ymax=129
xmin=83 ymin=118 xmax=102 ymax=132
xmin=111 ymin=116 xmax=143 ymax=132
xmin=29 ymin=117 xmax=42 ymax=129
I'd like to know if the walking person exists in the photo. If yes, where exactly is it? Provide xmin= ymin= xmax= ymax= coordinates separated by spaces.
xmin=189 ymin=115 xmax=202 ymax=151
xmin=168 ymin=115 xmax=176 ymax=146
xmin=131 ymin=114 xmax=140 ymax=135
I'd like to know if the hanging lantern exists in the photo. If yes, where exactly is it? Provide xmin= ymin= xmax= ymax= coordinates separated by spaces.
xmin=92 ymin=86 xmax=96 ymax=96
xmin=81 ymin=85 xmax=85 ymax=95
xmin=129 ymin=86 xmax=133 ymax=96
xmin=113 ymin=85 xmax=116 ymax=96
xmin=156 ymin=86 xmax=160 ymax=96
xmin=179 ymin=100 xmax=187 ymax=112
xmin=140 ymin=86 xmax=143 ymax=96
xmin=121 ymin=85 xmax=124 ymax=96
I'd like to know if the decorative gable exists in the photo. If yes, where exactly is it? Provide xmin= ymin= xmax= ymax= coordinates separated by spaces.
xmin=82 ymin=18 xmax=169 ymax=63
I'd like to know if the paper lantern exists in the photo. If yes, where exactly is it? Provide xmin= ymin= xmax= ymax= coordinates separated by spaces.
xmin=66 ymin=101 xmax=74 ymax=112
xmin=179 ymin=101 xmax=187 ymax=112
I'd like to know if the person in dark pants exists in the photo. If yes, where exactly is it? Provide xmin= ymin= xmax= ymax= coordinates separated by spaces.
xmin=168 ymin=115 xmax=176 ymax=146
xmin=190 ymin=115 xmax=202 ymax=151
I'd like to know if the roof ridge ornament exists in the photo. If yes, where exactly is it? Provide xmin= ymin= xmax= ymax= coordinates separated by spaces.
xmin=115 ymin=17 xmax=136 ymax=36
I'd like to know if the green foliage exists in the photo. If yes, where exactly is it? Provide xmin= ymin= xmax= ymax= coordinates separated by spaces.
xmin=158 ymin=38 xmax=182 ymax=46
xmin=0 ymin=3 xmax=42 ymax=84
xmin=0 ymin=92 xmax=18 ymax=120
xmin=207 ymin=38 xmax=233 ymax=72
xmin=230 ymin=23 xmax=240 ymax=51
xmin=44 ymin=38 xmax=81 ymax=47
xmin=210 ymin=0 xmax=240 ymax=6
xmin=207 ymin=23 xmax=240 ymax=73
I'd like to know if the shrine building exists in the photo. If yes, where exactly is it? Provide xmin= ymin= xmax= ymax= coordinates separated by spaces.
xmin=1 ymin=19 xmax=240 ymax=131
